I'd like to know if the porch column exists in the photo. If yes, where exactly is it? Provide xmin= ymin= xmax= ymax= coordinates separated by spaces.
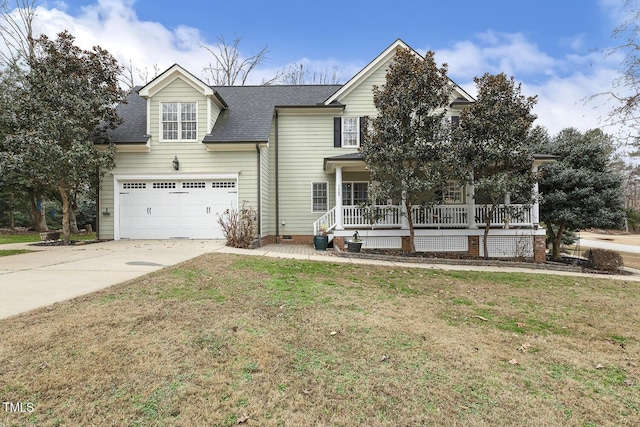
xmin=466 ymin=182 xmax=477 ymax=229
xmin=401 ymin=190 xmax=410 ymax=229
xmin=504 ymin=192 xmax=511 ymax=228
xmin=532 ymin=165 xmax=540 ymax=227
xmin=335 ymin=166 xmax=344 ymax=230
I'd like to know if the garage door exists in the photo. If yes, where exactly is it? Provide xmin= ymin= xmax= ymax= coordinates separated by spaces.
xmin=119 ymin=179 xmax=237 ymax=239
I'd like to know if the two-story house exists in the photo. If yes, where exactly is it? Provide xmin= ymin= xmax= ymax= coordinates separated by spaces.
xmin=99 ymin=39 xmax=549 ymax=261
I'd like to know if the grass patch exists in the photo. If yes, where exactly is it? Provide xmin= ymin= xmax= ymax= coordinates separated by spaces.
xmin=0 ymin=253 xmax=638 ymax=426
xmin=0 ymin=249 xmax=31 ymax=257
xmin=0 ymin=232 xmax=97 ymax=245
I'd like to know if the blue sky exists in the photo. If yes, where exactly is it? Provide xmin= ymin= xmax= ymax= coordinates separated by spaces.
xmin=17 ymin=0 xmax=631 ymax=136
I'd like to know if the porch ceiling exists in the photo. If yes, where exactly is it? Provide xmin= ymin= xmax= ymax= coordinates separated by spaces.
xmin=323 ymin=153 xmax=368 ymax=173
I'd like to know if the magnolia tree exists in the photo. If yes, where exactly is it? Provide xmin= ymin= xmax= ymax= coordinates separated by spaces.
xmin=450 ymin=73 xmax=537 ymax=258
xmin=361 ymin=47 xmax=453 ymax=253
xmin=538 ymin=128 xmax=625 ymax=260
xmin=4 ymin=31 xmax=125 ymax=242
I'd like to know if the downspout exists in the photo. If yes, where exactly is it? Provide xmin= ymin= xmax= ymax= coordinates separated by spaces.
xmin=275 ymin=107 xmax=280 ymax=243
xmin=255 ymin=143 xmax=262 ymax=246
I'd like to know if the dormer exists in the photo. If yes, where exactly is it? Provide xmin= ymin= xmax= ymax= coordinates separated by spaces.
xmin=138 ymin=64 xmax=228 ymax=144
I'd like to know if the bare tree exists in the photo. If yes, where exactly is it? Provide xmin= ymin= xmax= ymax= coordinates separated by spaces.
xmin=281 ymin=62 xmax=342 ymax=85
xmin=597 ymin=0 xmax=640 ymax=138
xmin=136 ymin=63 xmax=160 ymax=85
xmin=0 ymin=0 xmax=38 ymax=66
xmin=121 ymin=60 xmax=161 ymax=90
xmin=201 ymin=35 xmax=273 ymax=86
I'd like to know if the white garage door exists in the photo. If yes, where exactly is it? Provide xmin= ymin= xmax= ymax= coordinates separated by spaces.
xmin=119 ymin=179 xmax=237 ymax=239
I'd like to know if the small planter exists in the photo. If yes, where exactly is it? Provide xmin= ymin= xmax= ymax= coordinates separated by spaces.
xmin=314 ymin=235 xmax=329 ymax=251
xmin=347 ymin=241 xmax=363 ymax=253
xmin=39 ymin=231 xmax=60 ymax=241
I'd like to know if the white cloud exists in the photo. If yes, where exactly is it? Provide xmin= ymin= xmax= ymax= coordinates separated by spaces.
xmin=433 ymin=30 xmax=627 ymax=137
xmin=30 ymin=0 xmax=234 ymax=84
xmin=435 ymin=31 xmax=557 ymax=80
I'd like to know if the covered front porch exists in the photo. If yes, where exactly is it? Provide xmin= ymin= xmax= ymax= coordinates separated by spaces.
xmin=317 ymin=154 xmax=548 ymax=261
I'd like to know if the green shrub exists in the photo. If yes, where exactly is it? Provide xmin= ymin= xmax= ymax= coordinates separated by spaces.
xmin=584 ymin=248 xmax=623 ymax=272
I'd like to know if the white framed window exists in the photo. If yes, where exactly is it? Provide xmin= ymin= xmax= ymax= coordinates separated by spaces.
xmin=342 ymin=117 xmax=360 ymax=147
xmin=442 ymin=181 xmax=463 ymax=204
xmin=342 ymin=182 xmax=368 ymax=206
xmin=312 ymin=182 xmax=329 ymax=212
xmin=161 ymin=102 xmax=197 ymax=141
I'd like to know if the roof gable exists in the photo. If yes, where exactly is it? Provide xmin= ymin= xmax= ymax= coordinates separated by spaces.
xmin=325 ymin=38 xmax=475 ymax=106
xmin=324 ymin=39 xmax=409 ymax=105
xmin=137 ymin=64 xmax=227 ymax=108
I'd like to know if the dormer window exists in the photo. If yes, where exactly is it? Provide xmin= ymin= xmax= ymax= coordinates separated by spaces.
xmin=161 ymin=102 xmax=197 ymax=141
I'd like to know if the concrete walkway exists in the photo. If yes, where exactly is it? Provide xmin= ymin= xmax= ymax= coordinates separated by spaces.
xmin=1 ymin=239 xmax=639 ymax=320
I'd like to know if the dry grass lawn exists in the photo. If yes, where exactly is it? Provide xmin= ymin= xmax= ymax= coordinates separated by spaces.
xmin=1 ymin=253 xmax=639 ymax=426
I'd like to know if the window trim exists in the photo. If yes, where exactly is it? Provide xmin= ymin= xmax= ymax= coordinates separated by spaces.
xmin=311 ymin=181 xmax=329 ymax=213
xmin=160 ymin=101 xmax=198 ymax=142
xmin=341 ymin=117 xmax=360 ymax=148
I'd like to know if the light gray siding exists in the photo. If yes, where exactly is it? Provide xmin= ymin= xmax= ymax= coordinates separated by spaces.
xmin=99 ymin=78 xmax=258 ymax=239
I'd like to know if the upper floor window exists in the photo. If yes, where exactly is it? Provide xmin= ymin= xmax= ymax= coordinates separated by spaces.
xmin=334 ymin=117 xmax=363 ymax=148
xmin=342 ymin=117 xmax=359 ymax=147
xmin=161 ymin=102 xmax=197 ymax=141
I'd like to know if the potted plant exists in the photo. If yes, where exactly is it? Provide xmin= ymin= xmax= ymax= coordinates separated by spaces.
xmin=313 ymin=226 xmax=329 ymax=250
xmin=347 ymin=231 xmax=363 ymax=253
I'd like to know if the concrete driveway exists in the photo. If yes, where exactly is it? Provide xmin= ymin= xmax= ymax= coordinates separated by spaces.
xmin=0 ymin=239 xmax=226 ymax=319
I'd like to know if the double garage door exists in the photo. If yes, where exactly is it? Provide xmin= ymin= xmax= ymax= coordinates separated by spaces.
xmin=119 ymin=179 xmax=237 ymax=239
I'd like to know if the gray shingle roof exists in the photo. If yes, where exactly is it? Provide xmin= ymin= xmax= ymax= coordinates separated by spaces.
xmin=108 ymin=84 xmax=342 ymax=144
xmin=108 ymin=86 xmax=149 ymax=143
xmin=206 ymin=85 xmax=341 ymax=143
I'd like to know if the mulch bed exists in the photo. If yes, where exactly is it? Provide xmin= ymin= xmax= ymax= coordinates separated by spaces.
xmin=344 ymin=247 xmax=632 ymax=275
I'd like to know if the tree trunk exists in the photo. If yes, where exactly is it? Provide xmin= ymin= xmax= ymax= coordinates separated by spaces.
xmin=69 ymin=208 xmax=79 ymax=234
xmin=550 ymin=224 xmax=565 ymax=261
xmin=482 ymin=205 xmax=495 ymax=259
xmin=405 ymin=200 xmax=416 ymax=253
xmin=37 ymin=196 xmax=48 ymax=231
xmin=29 ymin=193 xmax=49 ymax=232
xmin=59 ymin=185 xmax=71 ymax=244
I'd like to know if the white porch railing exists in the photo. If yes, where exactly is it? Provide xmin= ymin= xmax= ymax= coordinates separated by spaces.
xmin=313 ymin=207 xmax=336 ymax=235
xmin=343 ymin=205 xmax=402 ymax=227
xmin=412 ymin=205 xmax=468 ymax=227
xmin=474 ymin=204 xmax=532 ymax=227
xmin=313 ymin=204 xmax=534 ymax=234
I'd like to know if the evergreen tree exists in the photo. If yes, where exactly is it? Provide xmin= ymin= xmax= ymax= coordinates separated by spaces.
xmin=538 ymin=128 xmax=626 ymax=260
xmin=361 ymin=47 xmax=453 ymax=252
xmin=450 ymin=73 xmax=537 ymax=258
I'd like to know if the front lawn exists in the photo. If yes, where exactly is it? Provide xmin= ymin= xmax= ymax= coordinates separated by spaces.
xmin=0 ymin=231 xmax=97 ymax=245
xmin=0 ymin=253 xmax=638 ymax=426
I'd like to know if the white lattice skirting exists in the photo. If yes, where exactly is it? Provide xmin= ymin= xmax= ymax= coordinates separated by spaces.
xmin=480 ymin=235 xmax=534 ymax=258
xmin=414 ymin=236 xmax=468 ymax=252
xmin=361 ymin=236 xmax=402 ymax=249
